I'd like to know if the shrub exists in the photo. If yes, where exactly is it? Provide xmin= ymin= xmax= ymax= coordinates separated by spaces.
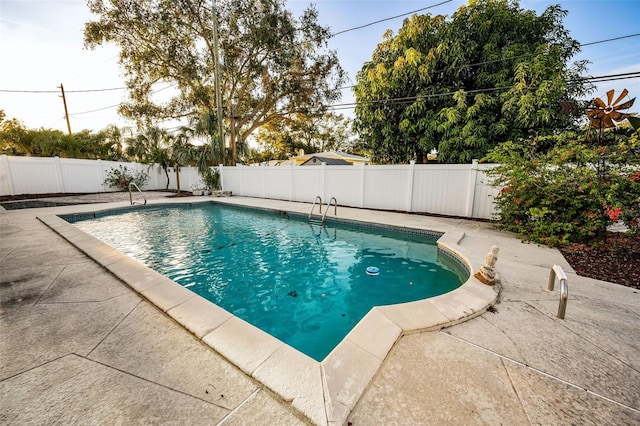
xmin=486 ymin=130 xmax=639 ymax=246
xmin=201 ymin=167 xmax=220 ymax=191
xmin=104 ymin=165 xmax=150 ymax=190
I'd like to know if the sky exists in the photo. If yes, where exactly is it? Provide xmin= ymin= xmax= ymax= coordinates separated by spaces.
xmin=0 ymin=0 xmax=639 ymax=134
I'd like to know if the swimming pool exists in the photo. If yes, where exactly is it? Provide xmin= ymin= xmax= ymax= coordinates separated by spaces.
xmin=67 ymin=203 xmax=468 ymax=360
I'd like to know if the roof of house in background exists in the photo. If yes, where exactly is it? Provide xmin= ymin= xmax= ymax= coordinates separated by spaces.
xmin=249 ymin=159 xmax=296 ymax=166
xmin=291 ymin=151 xmax=369 ymax=165
xmin=300 ymin=156 xmax=352 ymax=166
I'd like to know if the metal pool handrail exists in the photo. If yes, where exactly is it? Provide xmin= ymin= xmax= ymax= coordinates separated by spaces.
xmin=322 ymin=197 xmax=338 ymax=224
xmin=548 ymin=264 xmax=568 ymax=319
xmin=309 ymin=196 xmax=323 ymax=219
xmin=128 ymin=183 xmax=147 ymax=206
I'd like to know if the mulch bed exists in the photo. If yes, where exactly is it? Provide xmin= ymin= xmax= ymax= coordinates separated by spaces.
xmin=559 ymin=232 xmax=640 ymax=289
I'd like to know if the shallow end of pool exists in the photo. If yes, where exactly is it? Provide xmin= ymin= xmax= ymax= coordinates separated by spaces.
xmin=38 ymin=201 xmax=500 ymax=426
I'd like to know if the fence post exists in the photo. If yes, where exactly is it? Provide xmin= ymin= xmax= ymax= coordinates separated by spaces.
xmin=1 ymin=155 xmax=16 ymax=196
xmin=261 ymin=163 xmax=266 ymax=198
xmin=53 ymin=156 xmax=65 ymax=193
xmin=465 ymin=159 xmax=479 ymax=218
xmin=359 ymin=162 xmax=366 ymax=208
xmin=406 ymin=160 xmax=416 ymax=212
xmin=320 ymin=162 xmax=326 ymax=201
xmin=238 ymin=164 xmax=244 ymax=196
xmin=289 ymin=162 xmax=294 ymax=201
xmin=96 ymin=160 xmax=106 ymax=192
xmin=218 ymin=165 xmax=224 ymax=191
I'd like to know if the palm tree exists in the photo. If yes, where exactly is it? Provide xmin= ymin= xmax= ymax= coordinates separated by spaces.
xmin=174 ymin=125 xmax=211 ymax=173
xmin=125 ymin=127 xmax=172 ymax=189
xmin=189 ymin=111 xmax=225 ymax=166
xmin=99 ymin=124 xmax=133 ymax=160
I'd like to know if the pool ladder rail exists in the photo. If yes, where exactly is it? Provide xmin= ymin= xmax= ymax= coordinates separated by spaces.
xmin=128 ymin=183 xmax=147 ymax=206
xmin=548 ymin=264 xmax=568 ymax=319
xmin=308 ymin=196 xmax=337 ymax=226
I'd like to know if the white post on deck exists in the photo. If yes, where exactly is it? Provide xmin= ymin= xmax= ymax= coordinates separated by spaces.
xmin=465 ymin=159 xmax=479 ymax=218
xmin=406 ymin=160 xmax=416 ymax=212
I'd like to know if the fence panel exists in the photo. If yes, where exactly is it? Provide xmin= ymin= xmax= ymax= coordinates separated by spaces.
xmin=1 ymin=155 xmax=500 ymax=220
xmin=165 ymin=166 xmax=202 ymax=192
xmin=363 ymin=165 xmax=411 ymax=211
xmin=4 ymin=156 xmax=60 ymax=195
xmin=323 ymin=165 xmax=363 ymax=207
xmin=292 ymin=167 xmax=322 ymax=203
xmin=0 ymin=155 xmax=12 ymax=195
xmin=472 ymin=163 xmax=500 ymax=219
xmin=219 ymin=161 xmax=500 ymax=219
xmin=265 ymin=166 xmax=291 ymax=200
xmin=59 ymin=158 xmax=101 ymax=193
xmin=411 ymin=165 xmax=472 ymax=216
xmin=220 ymin=167 xmax=242 ymax=195
xmin=239 ymin=167 xmax=266 ymax=198
xmin=0 ymin=155 xmax=195 ymax=195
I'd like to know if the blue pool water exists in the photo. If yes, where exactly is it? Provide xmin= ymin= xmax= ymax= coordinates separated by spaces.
xmin=68 ymin=203 xmax=468 ymax=360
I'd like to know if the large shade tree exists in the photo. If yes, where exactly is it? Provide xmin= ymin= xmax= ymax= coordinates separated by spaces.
xmin=253 ymin=112 xmax=354 ymax=160
xmin=84 ymin=0 xmax=346 ymax=164
xmin=353 ymin=0 xmax=591 ymax=164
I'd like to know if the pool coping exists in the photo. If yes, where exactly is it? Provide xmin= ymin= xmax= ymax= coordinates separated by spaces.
xmin=37 ymin=198 xmax=500 ymax=426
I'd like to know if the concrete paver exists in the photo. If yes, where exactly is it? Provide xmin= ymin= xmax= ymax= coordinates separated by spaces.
xmin=1 ymin=292 xmax=142 ymax=378
xmin=1 ymin=197 xmax=305 ymax=425
xmin=88 ymin=301 xmax=258 ymax=410
xmin=1 ymin=354 xmax=226 ymax=425
xmin=1 ymin=193 xmax=639 ymax=425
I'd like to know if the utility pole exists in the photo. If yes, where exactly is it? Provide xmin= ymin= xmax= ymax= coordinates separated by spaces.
xmin=58 ymin=83 xmax=72 ymax=135
xmin=212 ymin=0 xmax=225 ymax=164
xmin=230 ymin=103 xmax=236 ymax=165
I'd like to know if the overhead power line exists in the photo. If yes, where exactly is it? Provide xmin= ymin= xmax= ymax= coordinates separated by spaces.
xmin=326 ymin=71 xmax=640 ymax=111
xmin=330 ymin=0 xmax=453 ymax=37
xmin=581 ymin=33 xmax=640 ymax=47
xmin=68 ymin=103 xmax=123 ymax=116
xmin=0 ymin=86 xmax=127 ymax=94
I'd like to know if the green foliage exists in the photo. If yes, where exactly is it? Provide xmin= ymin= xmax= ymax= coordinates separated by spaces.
xmin=0 ymin=113 xmax=126 ymax=160
xmin=486 ymin=129 xmax=640 ymax=246
xmin=253 ymin=112 xmax=354 ymax=161
xmin=103 ymin=165 xmax=150 ymax=190
xmin=200 ymin=167 xmax=221 ymax=191
xmin=84 ymin=0 xmax=346 ymax=163
xmin=353 ymin=0 xmax=589 ymax=164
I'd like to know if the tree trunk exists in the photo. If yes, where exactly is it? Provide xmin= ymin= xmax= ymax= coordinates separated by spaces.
xmin=175 ymin=163 xmax=181 ymax=195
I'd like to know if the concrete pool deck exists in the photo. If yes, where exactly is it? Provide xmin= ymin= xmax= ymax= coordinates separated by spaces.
xmin=1 ymin=193 xmax=639 ymax=425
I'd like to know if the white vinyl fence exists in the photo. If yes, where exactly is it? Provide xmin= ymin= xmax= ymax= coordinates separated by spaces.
xmin=220 ymin=160 xmax=500 ymax=219
xmin=0 ymin=155 xmax=204 ymax=196
xmin=1 ymin=155 xmax=500 ymax=219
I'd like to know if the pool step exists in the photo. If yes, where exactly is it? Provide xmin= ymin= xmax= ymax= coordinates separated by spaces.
xmin=309 ymin=215 xmax=324 ymax=226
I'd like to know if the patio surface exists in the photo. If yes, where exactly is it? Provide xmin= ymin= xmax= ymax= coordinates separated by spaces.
xmin=1 ymin=192 xmax=638 ymax=425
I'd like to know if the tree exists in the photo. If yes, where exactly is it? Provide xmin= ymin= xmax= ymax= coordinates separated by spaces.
xmin=84 ymin=0 xmax=346 ymax=164
xmin=95 ymin=124 xmax=132 ymax=161
xmin=253 ymin=112 xmax=354 ymax=161
xmin=1 ymin=114 xmax=33 ymax=155
xmin=353 ymin=0 xmax=590 ymax=164
xmin=125 ymin=126 xmax=173 ymax=189
xmin=1 ymin=111 xmax=127 ymax=159
xmin=186 ymin=112 xmax=225 ymax=167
